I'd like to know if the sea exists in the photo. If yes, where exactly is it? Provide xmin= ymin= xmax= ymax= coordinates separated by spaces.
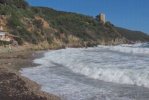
xmin=20 ymin=43 xmax=149 ymax=100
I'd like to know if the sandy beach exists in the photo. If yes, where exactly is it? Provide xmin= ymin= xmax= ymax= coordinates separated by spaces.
xmin=0 ymin=46 xmax=60 ymax=100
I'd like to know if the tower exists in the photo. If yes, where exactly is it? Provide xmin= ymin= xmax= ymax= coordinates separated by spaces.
xmin=0 ymin=26 xmax=3 ymax=31
xmin=0 ymin=23 xmax=3 ymax=31
xmin=99 ymin=13 xmax=106 ymax=24
xmin=0 ymin=16 xmax=4 ymax=31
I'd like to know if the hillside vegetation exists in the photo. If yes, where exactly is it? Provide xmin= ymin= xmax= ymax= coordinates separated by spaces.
xmin=0 ymin=0 xmax=149 ymax=48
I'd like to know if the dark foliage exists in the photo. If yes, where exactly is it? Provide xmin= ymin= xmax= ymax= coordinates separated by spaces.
xmin=0 ymin=0 xmax=29 ymax=9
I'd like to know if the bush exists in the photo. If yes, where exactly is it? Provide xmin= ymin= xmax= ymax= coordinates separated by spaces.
xmin=0 ymin=40 xmax=10 ymax=46
xmin=0 ymin=0 xmax=29 ymax=9
xmin=7 ymin=14 xmax=22 ymax=28
xmin=33 ymin=19 xmax=43 ymax=28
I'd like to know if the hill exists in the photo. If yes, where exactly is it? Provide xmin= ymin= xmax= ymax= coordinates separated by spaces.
xmin=0 ymin=0 xmax=149 ymax=48
xmin=115 ymin=27 xmax=149 ymax=42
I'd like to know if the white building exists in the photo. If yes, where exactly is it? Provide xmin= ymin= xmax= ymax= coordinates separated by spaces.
xmin=0 ymin=25 xmax=14 ymax=42
xmin=0 ymin=31 xmax=12 ymax=42
xmin=0 ymin=31 xmax=5 ymax=36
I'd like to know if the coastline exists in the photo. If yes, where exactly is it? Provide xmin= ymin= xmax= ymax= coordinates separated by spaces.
xmin=1 ymin=42 xmax=147 ymax=100
xmin=0 ymin=47 xmax=60 ymax=100
xmin=0 ymin=43 xmax=97 ymax=100
xmin=19 ymin=44 xmax=149 ymax=100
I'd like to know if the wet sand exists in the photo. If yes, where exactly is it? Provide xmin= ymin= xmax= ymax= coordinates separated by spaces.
xmin=0 ymin=47 xmax=60 ymax=100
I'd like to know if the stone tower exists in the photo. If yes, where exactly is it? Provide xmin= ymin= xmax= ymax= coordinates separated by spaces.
xmin=0 ymin=21 xmax=3 ymax=31
xmin=0 ymin=26 xmax=3 ymax=31
xmin=0 ymin=16 xmax=4 ymax=31
xmin=99 ymin=13 xmax=106 ymax=24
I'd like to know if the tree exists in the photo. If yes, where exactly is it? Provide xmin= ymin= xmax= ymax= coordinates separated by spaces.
xmin=0 ymin=0 xmax=8 ymax=4
xmin=0 ymin=0 xmax=29 ymax=9
xmin=95 ymin=15 xmax=100 ymax=21
xmin=14 ymin=0 xmax=29 ymax=9
xmin=0 ymin=0 xmax=5 ymax=4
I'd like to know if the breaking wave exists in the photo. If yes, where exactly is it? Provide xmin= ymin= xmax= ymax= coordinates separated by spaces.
xmin=33 ymin=43 xmax=149 ymax=88
xmin=98 ymin=43 xmax=149 ymax=54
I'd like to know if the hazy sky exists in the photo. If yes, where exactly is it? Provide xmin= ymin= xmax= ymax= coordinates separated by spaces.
xmin=27 ymin=0 xmax=149 ymax=34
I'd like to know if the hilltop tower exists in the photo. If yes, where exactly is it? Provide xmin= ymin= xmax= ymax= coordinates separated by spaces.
xmin=99 ymin=13 xmax=106 ymax=24
xmin=0 ymin=20 xmax=3 ymax=31
xmin=0 ymin=26 xmax=3 ymax=31
xmin=0 ymin=15 xmax=4 ymax=31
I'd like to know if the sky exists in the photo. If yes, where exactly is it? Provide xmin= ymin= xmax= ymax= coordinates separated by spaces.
xmin=27 ymin=0 xmax=149 ymax=34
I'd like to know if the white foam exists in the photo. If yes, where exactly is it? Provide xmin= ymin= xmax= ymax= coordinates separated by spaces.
xmin=21 ymin=43 xmax=149 ymax=100
xmin=98 ymin=43 xmax=149 ymax=54
xmin=21 ymin=62 xmax=133 ymax=100
xmin=32 ymin=43 xmax=149 ymax=88
xmin=21 ymin=66 xmax=106 ymax=100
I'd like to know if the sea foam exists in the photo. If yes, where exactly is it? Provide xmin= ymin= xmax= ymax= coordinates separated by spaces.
xmin=21 ymin=43 xmax=149 ymax=100
xmin=98 ymin=43 xmax=149 ymax=54
xmin=33 ymin=43 xmax=149 ymax=88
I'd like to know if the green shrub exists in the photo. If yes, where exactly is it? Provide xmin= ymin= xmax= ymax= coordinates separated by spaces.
xmin=0 ymin=40 xmax=10 ymax=46
xmin=7 ymin=14 xmax=22 ymax=28
xmin=33 ymin=19 xmax=43 ymax=28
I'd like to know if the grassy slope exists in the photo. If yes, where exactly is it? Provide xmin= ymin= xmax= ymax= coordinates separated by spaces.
xmin=0 ymin=0 xmax=149 ymax=47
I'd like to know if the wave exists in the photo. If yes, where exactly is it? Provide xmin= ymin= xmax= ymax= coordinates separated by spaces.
xmin=98 ymin=43 xmax=149 ymax=55
xmin=33 ymin=44 xmax=149 ymax=88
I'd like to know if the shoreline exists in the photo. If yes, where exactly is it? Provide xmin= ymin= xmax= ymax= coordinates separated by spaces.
xmin=0 ymin=42 xmax=147 ymax=100
xmin=0 ymin=44 xmax=97 ymax=100
xmin=0 ymin=48 xmax=60 ymax=100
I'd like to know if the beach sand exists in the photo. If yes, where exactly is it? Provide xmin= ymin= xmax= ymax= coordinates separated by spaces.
xmin=0 ymin=47 xmax=60 ymax=100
